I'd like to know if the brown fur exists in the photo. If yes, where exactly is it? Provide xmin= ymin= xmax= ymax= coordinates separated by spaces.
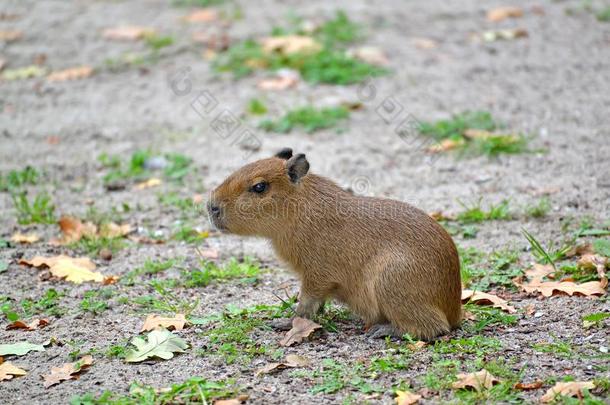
xmin=209 ymin=151 xmax=462 ymax=340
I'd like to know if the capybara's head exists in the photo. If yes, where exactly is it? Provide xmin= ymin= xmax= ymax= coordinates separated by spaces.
xmin=208 ymin=148 xmax=309 ymax=236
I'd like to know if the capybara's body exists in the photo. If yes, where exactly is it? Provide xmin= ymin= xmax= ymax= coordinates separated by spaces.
xmin=209 ymin=148 xmax=461 ymax=340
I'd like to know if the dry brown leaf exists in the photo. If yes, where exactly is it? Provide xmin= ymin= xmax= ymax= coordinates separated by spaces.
xmin=47 ymin=66 xmax=93 ymax=82
xmin=6 ymin=318 xmax=49 ymax=331
xmin=406 ymin=341 xmax=427 ymax=351
xmin=103 ymin=275 xmax=119 ymax=285
xmin=428 ymin=211 xmax=456 ymax=221
xmin=514 ymin=381 xmax=543 ymax=391
xmin=10 ymin=232 xmax=40 ymax=244
xmin=487 ymin=6 xmax=524 ymax=22
xmin=183 ymin=9 xmax=218 ymax=23
xmin=214 ymin=395 xmax=248 ymax=405
xmin=516 ymin=263 xmax=607 ymax=298
xmin=44 ymin=355 xmax=93 ymax=388
xmin=141 ymin=314 xmax=186 ymax=332
xmin=0 ymin=30 xmax=22 ymax=42
xmin=258 ymin=69 xmax=300 ymax=91
xmin=0 ymin=361 xmax=27 ymax=381
xmin=279 ymin=317 xmax=321 ymax=347
xmin=347 ymin=46 xmax=389 ymax=66
xmin=261 ymin=35 xmax=322 ymax=55
xmin=20 ymin=255 xmax=103 ymax=284
xmin=578 ymin=254 xmax=607 ymax=279
xmin=395 ymin=390 xmax=422 ymax=405
xmin=256 ymin=354 xmax=310 ymax=376
xmin=134 ymin=177 xmax=162 ymax=190
xmin=565 ymin=243 xmax=594 ymax=258
xmin=102 ymin=26 xmax=154 ymax=41
xmin=540 ymin=381 xmax=595 ymax=403
xmin=426 ymin=138 xmax=464 ymax=153
xmin=461 ymin=290 xmax=516 ymax=313
xmin=197 ymin=248 xmax=219 ymax=260
xmin=53 ymin=216 xmax=98 ymax=244
xmin=452 ymin=370 xmax=501 ymax=392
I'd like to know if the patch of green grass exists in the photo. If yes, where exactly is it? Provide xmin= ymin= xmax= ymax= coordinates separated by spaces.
xmin=131 ymin=282 xmax=199 ymax=316
xmin=463 ymin=303 xmax=518 ymax=332
xmin=247 ymin=98 xmax=268 ymax=115
xmin=260 ymin=106 xmax=349 ymax=133
xmin=105 ymin=343 xmax=129 ymax=359
xmin=533 ymin=337 xmax=575 ymax=359
xmin=582 ymin=312 xmax=610 ymax=329
xmin=164 ymin=153 xmax=193 ymax=181
xmin=182 ymin=258 xmax=261 ymax=287
xmin=421 ymin=358 xmax=461 ymax=390
xmin=0 ymin=166 xmax=39 ymax=192
xmin=522 ymin=228 xmax=571 ymax=270
xmin=525 ymin=197 xmax=551 ymax=218
xmin=101 ymin=150 xmax=192 ymax=184
xmin=455 ymin=359 xmax=524 ymax=404
xmin=419 ymin=111 xmax=530 ymax=156
xmin=596 ymin=6 xmax=610 ymax=21
xmin=198 ymin=302 xmax=293 ymax=364
xmin=158 ymin=192 xmax=197 ymax=213
xmin=314 ymin=303 xmax=353 ymax=333
xmin=434 ymin=335 xmax=503 ymax=356
xmin=457 ymin=198 xmax=512 ymax=223
xmin=305 ymin=359 xmax=385 ymax=395
xmin=172 ymin=224 xmax=208 ymax=243
xmin=11 ymin=191 xmax=56 ymax=224
xmin=593 ymin=239 xmax=610 ymax=257
xmin=20 ymin=289 xmax=66 ymax=318
xmin=79 ymin=289 xmax=113 ymax=315
xmin=213 ymin=12 xmax=386 ymax=84
xmin=460 ymin=247 xmax=522 ymax=291
xmin=121 ymin=259 xmax=177 ymax=286
xmin=71 ymin=236 xmax=126 ymax=256
xmin=144 ymin=34 xmax=174 ymax=51
xmin=70 ymin=377 xmax=236 ymax=405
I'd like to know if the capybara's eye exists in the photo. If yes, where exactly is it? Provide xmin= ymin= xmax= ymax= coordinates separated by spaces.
xmin=250 ymin=182 xmax=268 ymax=194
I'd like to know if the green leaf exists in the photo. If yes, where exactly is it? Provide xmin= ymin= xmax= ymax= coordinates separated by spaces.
xmin=0 ymin=261 xmax=8 ymax=273
xmin=0 ymin=341 xmax=45 ymax=356
xmin=593 ymin=239 xmax=610 ymax=257
xmin=125 ymin=330 xmax=188 ymax=363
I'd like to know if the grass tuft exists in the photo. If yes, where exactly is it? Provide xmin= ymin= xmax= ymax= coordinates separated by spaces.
xmin=259 ymin=106 xmax=349 ymax=133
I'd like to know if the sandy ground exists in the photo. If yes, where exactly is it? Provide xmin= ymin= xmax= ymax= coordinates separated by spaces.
xmin=1 ymin=0 xmax=609 ymax=403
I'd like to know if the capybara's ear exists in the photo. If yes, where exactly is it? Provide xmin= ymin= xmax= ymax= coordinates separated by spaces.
xmin=286 ymin=153 xmax=309 ymax=183
xmin=275 ymin=147 xmax=293 ymax=160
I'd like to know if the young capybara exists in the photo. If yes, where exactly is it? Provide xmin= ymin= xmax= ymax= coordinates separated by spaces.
xmin=208 ymin=148 xmax=461 ymax=340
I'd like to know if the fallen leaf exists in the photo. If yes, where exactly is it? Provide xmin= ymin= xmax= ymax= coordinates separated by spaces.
xmin=0 ymin=362 xmax=27 ymax=381
xmin=103 ymin=275 xmax=119 ymax=285
xmin=261 ymin=35 xmax=322 ymax=55
xmin=395 ymin=389 xmax=422 ymax=405
xmin=6 ymin=319 xmax=49 ymax=331
xmin=516 ymin=263 xmax=607 ymax=298
xmin=540 ymin=381 xmax=595 ymax=403
xmin=487 ymin=6 xmax=524 ymax=22
xmin=428 ymin=211 xmax=456 ymax=221
xmin=183 ymin=9 xmax=218 ymax=23
xmin=19 ymin=255 xmax=104 ymax=284
xmin=125 ymin=330 xmax=189 ymax=362
xmin=47 ymin=66 xmax=93 ymax=82
xmin=578 ymin=254 xmax=607 ymax=279
xmin=98 ymin=222 xmax=132 ymax=238
xmin=256 ymin=354 xmax=310 ymax=376
xmin=10 ymin=233 xmax=39 ymax=244
xmin=279 ymin=317 xmax=321 ymax=347
xmin=481 ymin=28 xmax=528 ymax=42
xmin=347 ymin=46 xmax=389 ymax=66
xmin=1 ymin=65 xmax=46 ymax=81
xmin=406 ymin=341 xmax=427 ymax=351
xmin=452 ymin=370 xmax=501 ymax=392
xmin=141 ymin=314 xmax=186 ymax=332
xmin=257 ymin=69 xmax=300 ymax=90
xmin=0 ymin=342 xmax=45 ymax=356
xmin=514 ymin=381 xmax=543 ymax=391
xmin=134 ymin=177 xmax=162 ymax=190
xmin=426 ymin=138 xmax=465 ymax=153
xmin=43 ymin=355 xmax=93 ymax=388
xmin=53 ymin=216 xmax=98 ymax=244
xmin=103 ymin=26 xmax=154 ymax=41
xmin=0 ymin=30 xmax=22 ymax=42
xmin=214 ymin=395 xmax=248 ymax=405
xmin=461 ymin=290 xmax=517 ymax=313
xmin=196 ymin=247 xmax=219 ymax=260
xmin=411 ymin=37 xmax=438 ymax=49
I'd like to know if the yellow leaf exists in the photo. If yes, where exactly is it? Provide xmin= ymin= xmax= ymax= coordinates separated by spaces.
xmin=1 ymin=65 xmax=46 ymax=81
xmin=10 ymin=233 xmax=40 ymax=244
xmin=395 ymin=390 xmax=422 ymax=405
xmin=541 ymin=381 xmax=595 ymax=403
xmin=141 ymin=314 xmax=186 ymax=332
xmin=0 ymin=361 xmax=27 ymax=381
xmin=135 ymin=178 xmax=162 ymax=190
xmin=487 ymin=6 xmax=524 ymax=22
xmin=19 ymin=255 xmax=103 ymax=284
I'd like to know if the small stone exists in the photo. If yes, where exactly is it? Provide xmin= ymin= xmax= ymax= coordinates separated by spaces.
xmin=143 ymin=156 xmax=168 ymax=170
xmin=99 ymin=248 xmax=113 ymax=261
